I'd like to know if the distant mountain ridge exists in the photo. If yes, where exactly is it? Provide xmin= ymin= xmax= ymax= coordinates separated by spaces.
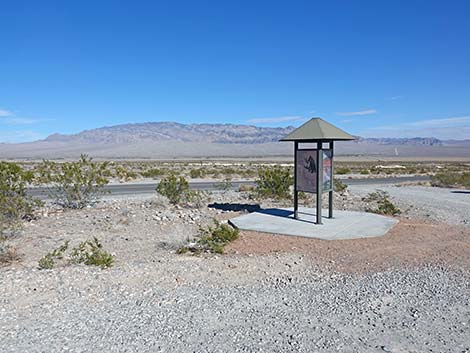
xmin=44 ymin=121 xmax=444 ymax=146
xmin=45 ymin=122 xmax=296 ymax=144
xmin=354 ymin=136 xmax=443 ymax=146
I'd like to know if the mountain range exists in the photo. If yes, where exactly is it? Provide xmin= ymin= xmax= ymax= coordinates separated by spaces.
xmin=1 ymin=122 xmax=469 ymax=160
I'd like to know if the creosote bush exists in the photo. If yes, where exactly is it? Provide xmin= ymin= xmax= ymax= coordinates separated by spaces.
xmin=255 ymin=166 xmax=292 ymax=199
xmin=156 ymin=174 xmax=198 ymax=205
xmin=38 ymin=237 xmax=114 ymax=269
xmin=431 ymin=172 xmax=470 ymax=189
xmin=177 ymin=220 xmax=239 ymax=254
xmin=70 ymin=237 xmax=114 ymax=268
xmin=38 ymin=241 xmax=69 ymax=269
xmin=333 ymin=178 xmax=348 ymax=193
xmin=363 ymin=190 xmax=401 ymax=216
xmin=0 ymin=161 xmax=40 ymax=237
xmin=335 ymin=167 xmax=351 ymax=175
xmin=36 ymin=154 xmax=110 ymax=209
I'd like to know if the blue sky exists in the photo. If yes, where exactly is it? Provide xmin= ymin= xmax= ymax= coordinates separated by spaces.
xmin=1 ymin=0 xmax=470 ymax=142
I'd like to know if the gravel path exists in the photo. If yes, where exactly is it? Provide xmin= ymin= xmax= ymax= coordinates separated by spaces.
xmin=349 ymin=184 xmax=470 ymax=226
xmin=1 ymin=263 xmax=469 ymax=353
xmin=2 ymin=188 xmax=470 ymax=352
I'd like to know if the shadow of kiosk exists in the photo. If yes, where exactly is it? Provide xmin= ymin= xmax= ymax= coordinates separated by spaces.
xmin=280 ymin=118 xmax=355 ymax=224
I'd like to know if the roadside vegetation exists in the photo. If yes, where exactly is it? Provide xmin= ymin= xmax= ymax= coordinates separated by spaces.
xmin=0 ymin=161 xmax=40 ymax=264
xmin=156 ymin=174 xmax=203 ymax=205
xmin=431 ymin=172 xmax=470 ymax=189
xmin=35 ymin=154 xmax=111 ymax=208
xmin=255 ymin=166 xmax=293 ymax=199
xmin=38 ymin=237 xmax=114 ymax=269
xmin=177 ymin=220 xmax=239 ymax=254
xmin=363 ymin=190 xmax=401 ymax=216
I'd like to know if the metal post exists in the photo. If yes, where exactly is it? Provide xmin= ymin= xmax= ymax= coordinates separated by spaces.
xmin=293 ymin=141 xmax=298 ymax=219
xmin=316 ymin=141 xmax=323 ymax=224
xmin=328 ymin=140 xmax=334 ymax=219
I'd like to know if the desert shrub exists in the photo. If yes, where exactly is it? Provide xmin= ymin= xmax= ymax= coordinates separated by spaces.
xmin=215 ymin=178 xmax=233 ymax=192
xmin=189 ymin=168 xmax=205 ymax=179
xmin=0 ymin=161 xmax=40 ymax=237
xmin=333 ymin=178 xmax=348 ymax=193
xmin=363 ymin=190 xmax=401 ymax=216
xmin=178 ymin=220 xmax=239 ymax=254
xmin=70 ymin=237 xmax=114 ymax=268
xmin=360 ymin=169 xmax=370 ymax=175
xmin=239 ymin=184 xmax=254 ymax=192
xmin=113 ymin=164 xmax=138 ymax=182
xmin=36 ymin=154 xmax=110 ymax=209
xmin=38 ymin=241 xmax=69 ymax=269
xmin=156 ymin=174 xmax=196 ymax=204
xmin=255 ymin=166 xmax=292 ymax=199
xmin=0 ymin=239 xmax=19 ymax=264
xmin=335 ymin=167 xmax=351 ymax=175
xmin=38 ymin=237 xmax=114 ymax=269
xmin=140 ymin=168 xmax=168 ymax=179
xmin=431 ymin=172 xmax=470 ymax=189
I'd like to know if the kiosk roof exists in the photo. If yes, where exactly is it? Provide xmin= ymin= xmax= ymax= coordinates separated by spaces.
xmin=280 ymin=118 xmax=355 ymax=141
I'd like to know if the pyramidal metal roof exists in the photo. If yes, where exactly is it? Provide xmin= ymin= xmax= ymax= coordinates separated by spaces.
xmin=280 ymin=118 xmax=355 ymax=141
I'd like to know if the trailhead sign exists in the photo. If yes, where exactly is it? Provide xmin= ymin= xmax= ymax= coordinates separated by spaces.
xmin=281 ymin=118 xmax=355 ymax=224
xmin=296 ymin=149 xmax=333 ymax=193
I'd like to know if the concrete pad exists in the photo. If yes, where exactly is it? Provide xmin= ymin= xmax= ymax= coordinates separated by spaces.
xmin=229 ymin=207 xmax=398 ymax=240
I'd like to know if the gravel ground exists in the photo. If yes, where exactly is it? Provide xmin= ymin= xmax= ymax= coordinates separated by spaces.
xmin=349 ymin=184 xmax=470 ymax=226
xmin=1 ymin=264 xmax=469 ymax=353
xmin=1 ymin=187 xmax=470 ymax=352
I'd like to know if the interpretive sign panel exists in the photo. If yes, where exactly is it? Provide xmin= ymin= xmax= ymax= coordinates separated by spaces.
xmin=296 ymin=149 xmax=317 ymax=193
xmin=296 ymin=149 xmax=333 ymax=193
xmin=322 ymin=149 xmax=333 ymax=192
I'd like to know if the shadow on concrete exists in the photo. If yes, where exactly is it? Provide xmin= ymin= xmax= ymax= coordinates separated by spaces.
xmin=208 ymin=203 xmax=261 ymax=213
xmin=257 ymin=208 xmax=329 ymax=225
xmin=450 ymin=190 xmax=470 ymax=194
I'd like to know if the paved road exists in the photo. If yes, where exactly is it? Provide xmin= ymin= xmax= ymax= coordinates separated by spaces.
xmin=27 ymin=175 xmax=431 ymax=199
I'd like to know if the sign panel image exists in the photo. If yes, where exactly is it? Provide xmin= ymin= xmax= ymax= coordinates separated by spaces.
xmin=296 ymin=149 xmax=318 ymax=193
xmin=322 ymin=149 xmax=333 ymax=192
xmin=296 ymin=149 xmax=333 ymax=193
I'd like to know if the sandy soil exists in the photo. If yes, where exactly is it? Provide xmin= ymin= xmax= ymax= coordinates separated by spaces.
xmin=228 ymin=219 xmax=470 ymax=273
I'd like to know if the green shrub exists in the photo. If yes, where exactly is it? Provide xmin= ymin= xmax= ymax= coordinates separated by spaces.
xmin=140 ymin=168 xmax=168 ymax=178
xmin=38 ymin=241 xmax=69 ymax=269
xmin=113 ymin=165 xmax=138 ymax=181
xmin=38 ymin=237 xmax=114 ymax=269
xmin=431 ymin=172 xmax=470 ymax=189
xmin=70 ymin=237 xmax=114 ymax=268
xmin=336 ymin=167 xmax=351 ymax=175
xmin=215 ymin=177 xmax=233 ymax=192
xmin=156 ymin=174 xmax=195 ymax=204
xmin=189 ymin=168 xmax=205 ymax=178
xmin=363 ymin=190 xmax=401 ymax=216
xmin=36 ymin=154 xmax=110 ymax=209
xmin=360 ymin=169 xmax=370 ymax=175
xmin=255 ymin=166 xmax=292 ymax=199
xmin=333 ymin=178 xmax=348 ymax=193
xmin=178 ymin=220 xmax=239 ymax=254
xmin=0 ymin=161 xmax=40 ymax=237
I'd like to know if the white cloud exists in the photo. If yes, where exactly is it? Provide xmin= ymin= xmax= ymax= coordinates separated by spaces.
xmin=386 ymin=96 xmax=404 ymax=101
xmin=361 ymin=116 xmax=470 ymax=140
xmin=0 ymin=107 xmax=53 ymax=125
xmin=247 ymin=116 xmax=307 ymax=124
xmin=0 ymin=108 xmax=13 ymax=117
xmin=336 ymin=109 xmax=377 ymax=116
xmin=0 ymin=130 xmax=45 ymax=143
xmin=3 ymin=118 xmax=44 ymax=125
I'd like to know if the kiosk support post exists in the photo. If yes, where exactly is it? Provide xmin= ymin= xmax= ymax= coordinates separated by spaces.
xmin=328 ymin=140 xmax=334 ymax=219
xmin=316 ymin=142 xmax=323 ymax=224
xmin=293 ymin=141 xmax=298 ymax=219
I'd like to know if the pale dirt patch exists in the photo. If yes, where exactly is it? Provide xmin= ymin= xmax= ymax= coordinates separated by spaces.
xmin=227 ymin=219 xmax=470 ymax=273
